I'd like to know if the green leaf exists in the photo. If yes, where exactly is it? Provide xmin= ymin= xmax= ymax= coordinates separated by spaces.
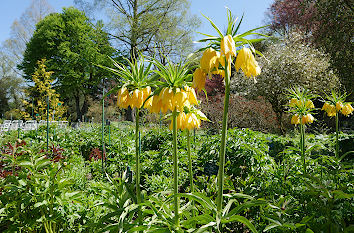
xmin=34 ymin=200 xmax=48 ymax=208
xmin=221 ymin=215 xmax=258 ymax=233
xmin=264 ymin=223 xmax=280 ymax=232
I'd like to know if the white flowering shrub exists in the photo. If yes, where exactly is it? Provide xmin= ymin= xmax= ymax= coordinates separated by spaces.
xmin=231 ymin=31 xmax=339 ymax=132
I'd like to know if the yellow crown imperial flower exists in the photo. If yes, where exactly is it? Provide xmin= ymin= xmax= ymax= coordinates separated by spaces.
xmin=158 ymin=87 xmax=174 ymax=113
xmin=169 ymin=111 xmax=186 ymax=130
xmin=142 ymin=86 xmax=152 ymax=108
xmin=289 ymin=98 xmax=299 ymax=107
xmin=192 ymin=68 xmax=206 ymax=92
xmin=117 ymin=87 xmax=130 ymax=109
xmin=321 ymin=102 xmax=330 ymax=111
xmin=235 ymin=47 xmax=261 ymax=78
xmin=301 ymin=114 xmax=314 ymax=125
xmin=200 ymin=48 xmax=220 ymax=73
xmin=291 ymin=114 xmax=300 ymax=125
xmin=336 ymin=101 xmax=343 ymax=112
xmin=148 ymin=96 xmax=162 ymax=113
xmin=130 ymin=89 xmax=140 ymax=108
xmin=178 ymin=112 xmax=187 ymax=130
xmin=327 ymin=105 xmax=336 ymax=117
xmin=341 ymin=103 xmax=353 ymax=117
xmin=136 ymin=89 xmax=145 ymax=108
xmin=305 ymin=100 xmax=315 ymax=109
xmin=173 ymin=90 xmax=188 ymax=111
xmin=220 ymin=35 xmax=236 ymax=60
xmin=185 ymin=86 xmax=198 ymax=106
xmin=185 ymin=112 xmax=201 ymax=130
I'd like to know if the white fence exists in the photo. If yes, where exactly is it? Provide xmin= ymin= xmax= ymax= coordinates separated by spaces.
xmin=0 ymin=120 xmax=68 ymax=134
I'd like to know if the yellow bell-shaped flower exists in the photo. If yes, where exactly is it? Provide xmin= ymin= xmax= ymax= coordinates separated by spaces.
xmin=305 ymin=100 xmax=315 ymax=109
xmin=322 ymin=102 xmax=330 ymax=111
xmin=130 ymin=89 xmax=140 ymax=108
xmin=185 ymin=86 xmax=198 ymax=106
xmin=192 ymin=68 xmax=206 ymax=92
xmin=327 ymin=105 xmax=336 ymax=117
xmin=173 ymin=90 xmax=188 ymax=111
xmin=291 ymin=114 xmax=300 ymax=125
xmin=220 ymin=35 xmax=236 ymax=60
xmin=336 ymin=101 xmax=343 ymax=112
xmin=341 ymin=103 xmax=353 ymax=116
xmin=301 ymin=114 xmax=314 ymax=125
xmin=289 ymin=98 xmax=298 ymax=107
xmin=185 ymin=113 xmax=201 ymax=130
xmin=235 ymin=47 xmax=261 ymax=78
xmin=117 ymin=87 xmax=130 ymax=109
xmin=200 ymin=48 xmax=220 ymax=73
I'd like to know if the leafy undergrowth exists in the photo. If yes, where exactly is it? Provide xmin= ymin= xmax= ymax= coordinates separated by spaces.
xmin=0 ymin=123 xmax=353 ymax=232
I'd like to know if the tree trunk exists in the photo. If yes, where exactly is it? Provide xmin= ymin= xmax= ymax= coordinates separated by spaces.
xmin=275 ymin=110 xmax=285 ymax=135
xmin=125 ymin=106 xmax=135 ymax=122
xmin=81 ymin=95 xmax=89 ymax=122
xmin=75 ymin=94 xmax=81 ymax=122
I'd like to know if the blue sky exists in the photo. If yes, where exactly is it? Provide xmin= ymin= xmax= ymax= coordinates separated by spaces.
xmin=0 ymin=0 xmax=273 ymax=43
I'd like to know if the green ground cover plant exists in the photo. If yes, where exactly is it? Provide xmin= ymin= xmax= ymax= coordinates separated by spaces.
xmin=0 ymin=122 xmax=352 ymax=232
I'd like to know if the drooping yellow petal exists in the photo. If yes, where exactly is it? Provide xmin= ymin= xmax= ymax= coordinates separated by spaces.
xmin=235 ymin=47 xmax=261 ymax=78
xmin=322 ymin=102 xmax=329 ymax=111
xmin=220 ymin=35 xmax=236 ymax=59
xmin=136 ymin=89 xmax=144 ymax=108
xmin=200 ymin=48 xmax=220 ymax=73
xmin=336 ymin=101 xmax=343 ymax=112
xmin=185 ymin=86 xmax=198 ymax=105
xmin=173 ymin=91 xmax=188 ymax=111
xmin=305 ymin=100 xmax=315 ymax=109
xmin=291 ymin=114 xmax=300 ymax=125
xmin=192 ymin=68 xmax=206 ymax=92
xmin=289 ymin=98 xmax=298 ymax=107
xmin=341 ymin=103 xmax=353 ymax=116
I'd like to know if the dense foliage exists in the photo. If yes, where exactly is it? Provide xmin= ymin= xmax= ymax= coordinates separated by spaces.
xmin=19 ymin=7 xmax=115 ymax=121
xmin=0 ymin=123 xmax=352 ymax=232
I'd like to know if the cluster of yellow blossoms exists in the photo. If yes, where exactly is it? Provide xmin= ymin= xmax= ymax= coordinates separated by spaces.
xmin=322 ymin=102 xmax=353 ymax=117
xmin=192 ymin=35 xmax=261 ymax=92
xmin=117 ymin=86 xmax=151 ymax=109
xmin=289 ymin=98 xmax=315 ymax=125
xmin=117 ymin=85 xmax=203 ymax=130
xmin=169 ymin=112 xmax=201 ymax=131
xmin=147 ymin=86 xmax=198 ymax=114
xmin=291 ymin=114 xmax=315 ymax=125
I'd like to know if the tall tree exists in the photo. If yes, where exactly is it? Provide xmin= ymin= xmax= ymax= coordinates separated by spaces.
xmin=74 ymin=0 xmax=200 ymax=121
xmin=19 ymin=7 xmax=115 ymax=121
xmin=75 ymin=0 xmax=199 ymax=61
xmin=266 ymin=0 xmax=353 ymax=100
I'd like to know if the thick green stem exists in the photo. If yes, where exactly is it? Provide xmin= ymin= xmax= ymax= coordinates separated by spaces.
xmin=300 ymin=124 xmax=306 ymax=174
xmin=172 ymin=109 xmax=179 ymax=226
xmin=335 ymin=112 xmax=339 ymax=158
xmin=216 ymin=61 xmax=231 ymax=212
xmin=46 ymin=96 xmax=49 ymax=151
xmin=135 ymin=108 xmax=141 ymax=204
xmin=102 ymin=97 xmax=105 ymax=178
xmin=135 ymin=108 xmax=142 ymax=226
xmin=187 ymin=130 xmax=193 ymax=193
xmin=187 ymin=130 xmax=195 ymax=218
